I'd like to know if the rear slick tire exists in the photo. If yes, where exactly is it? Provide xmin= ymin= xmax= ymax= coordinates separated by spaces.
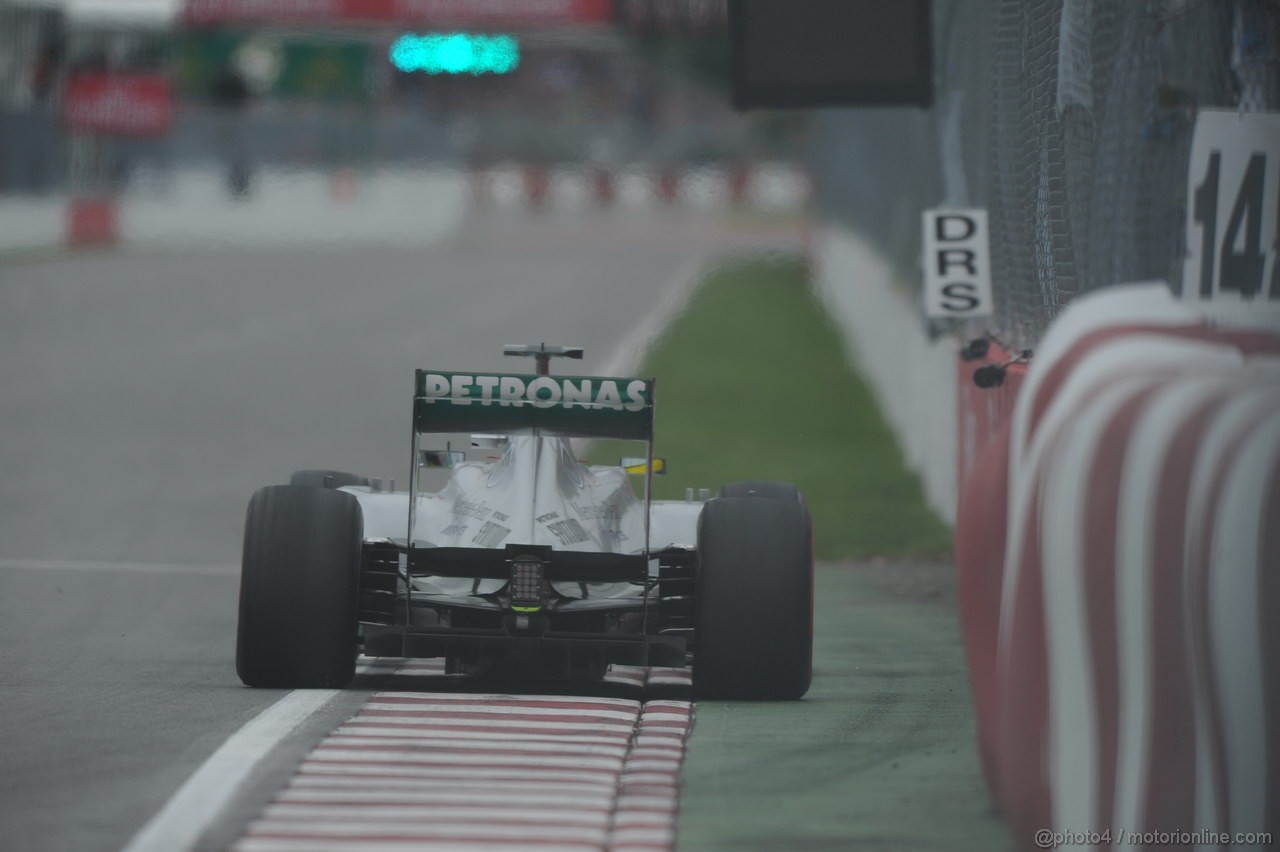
xmin=717 ymin=481 xmax=801 ymax=503
xmin=694 ymin=495 xmax=813 ymax=700
xmin=288 ymin=469 xmax=369 ymax=489
xmin=236 ymin=485 xmax=363 ymax=688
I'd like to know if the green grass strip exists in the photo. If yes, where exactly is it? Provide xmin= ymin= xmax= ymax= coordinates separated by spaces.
xmin=678 ymin=562 xmax=1009 ymax=850
xmin=594 ymin=253 xmax=951 ymax=560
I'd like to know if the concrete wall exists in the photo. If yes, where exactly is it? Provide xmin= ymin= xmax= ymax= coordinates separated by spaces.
xmin=0 ymin=167 xmax=467 ymax=252
xmin=812 ymin=222 xmax=958 ymax=524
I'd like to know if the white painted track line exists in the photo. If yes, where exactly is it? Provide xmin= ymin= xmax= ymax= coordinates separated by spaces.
xmin=119 ymin=687 xmax=347 ymax=852
xmin=598 ymin=257 xmax=709 ymax=379
xmin=236 ymin=840 xmax=602 ymax=852
xmin=0 ymin=557 xmax=237 ymax=576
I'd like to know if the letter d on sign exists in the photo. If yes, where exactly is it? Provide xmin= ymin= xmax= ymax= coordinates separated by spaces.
xmin=922 ymin=208 xmax=993 ymax=319
xmin=935 ymin=214 xmax=976 ymax=242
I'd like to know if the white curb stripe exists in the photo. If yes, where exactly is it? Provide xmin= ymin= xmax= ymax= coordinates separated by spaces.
xmin=291 ymin=772 xmax=619 ymax=793
xmin=238 ymin=839 xmax=601 ymax=844
xmin=375 ymin=692 xmax=640 ymax=707
xmin=276 ymin=789 xmax=616 ymax=808
xmin=236 ymin=840 xmax=600 ymax=852
xmin=0 ymin=556 xmax=238 ymax=576
xmin=246 ymin=822 xmax=608 ymax=841
xmin=264 ymin=807 xmax=612 ymax=826
xmin=335 ymin=715 xmax=632 ymax=731
xmin=360 ymin=704 xmax=638 ymax=720
xmin=319 ymin=737 xmax=630 ymax=755
xmin=333 ymin=726 xmax=628 ymax=744
xmin=297 ymin=764 xmax=620 ymax=782
xmin=305 ymin=750 xmax=625 ymax=769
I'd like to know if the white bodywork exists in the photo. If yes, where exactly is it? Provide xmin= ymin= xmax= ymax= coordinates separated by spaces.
xmin=345 ymin=435 xmax=703 ymax=595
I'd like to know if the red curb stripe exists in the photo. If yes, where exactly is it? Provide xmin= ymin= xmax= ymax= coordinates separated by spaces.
xmin=246 ymin=832 xmax=606 ymax=845
xmin=358 ymin=710 xmax=636 ymax=724
xmin=233 ymin=685 xmax=694 ymax=851
xmin=339 ymin=722 xmax=634 ymax=736
xmin=372 ymin=696 xmax=639 ymax=711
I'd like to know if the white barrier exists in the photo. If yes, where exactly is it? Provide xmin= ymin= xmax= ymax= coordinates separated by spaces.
xmin=811 ymin=224 xmax=958 ymax=523
xmin=468 ymin=161 xmax=811 ymax=215
xmin=0 ymin=166 xmax=468 ymax=253
xmin=957 ymin=283 xmax=1280 ymax=850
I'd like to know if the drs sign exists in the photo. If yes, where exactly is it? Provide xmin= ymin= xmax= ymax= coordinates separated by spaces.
xmin=922 ymin=209 xmax=993 ymax=318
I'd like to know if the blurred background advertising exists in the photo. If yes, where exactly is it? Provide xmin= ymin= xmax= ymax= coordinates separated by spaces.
xmin=0 ymin=0 xmax=809 ymax=249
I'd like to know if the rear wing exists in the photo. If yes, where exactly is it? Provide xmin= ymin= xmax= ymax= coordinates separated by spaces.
xmin=414 ymin=370 xmax=655 ymax=440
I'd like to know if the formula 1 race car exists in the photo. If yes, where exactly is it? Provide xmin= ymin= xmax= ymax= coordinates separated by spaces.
xmin=236 ymin=344 xmax=813 ymax=699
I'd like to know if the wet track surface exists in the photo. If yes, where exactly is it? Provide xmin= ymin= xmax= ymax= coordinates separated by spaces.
xmin=0 ymin=212 xmax=1005 ymax=851
xmin=0 ymin=211 xmax=786 ymax=566
xmin=0 ymin=210 xmax=797 ymax=852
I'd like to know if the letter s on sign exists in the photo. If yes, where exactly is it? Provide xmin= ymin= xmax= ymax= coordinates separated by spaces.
xmin=940 ymin=283 xmax=981 ymax=312
xmin=624 ymin=380 xmax=648 ymax=412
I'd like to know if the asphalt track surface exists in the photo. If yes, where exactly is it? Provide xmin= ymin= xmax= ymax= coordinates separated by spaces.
xmin=0 ymin=209 xmax=798 ymax=852
xmin=0 ymin=211 xmax=1005 ymax=851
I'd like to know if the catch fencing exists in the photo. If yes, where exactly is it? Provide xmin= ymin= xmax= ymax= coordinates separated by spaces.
xmin=813 ymin=0 xmax=1280 ymax=350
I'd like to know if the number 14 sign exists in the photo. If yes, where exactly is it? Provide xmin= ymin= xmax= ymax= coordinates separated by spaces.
xmin=1184 ymin=109 xmax=1280 ymax=317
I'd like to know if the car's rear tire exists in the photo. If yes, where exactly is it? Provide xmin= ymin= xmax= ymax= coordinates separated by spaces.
xmin=694 ymin=494 xmax=813 ymax=700
xmin=236 ymin=485 xmax=363 ymax=688
xmin=288 ymin=469 xmax=370 ymax=489
xmin=718 ymin=480 xmax=802 ymax=502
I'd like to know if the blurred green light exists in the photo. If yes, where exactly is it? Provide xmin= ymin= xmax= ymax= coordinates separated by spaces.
xmin=390 ymin=33 xmax=519 ymax=75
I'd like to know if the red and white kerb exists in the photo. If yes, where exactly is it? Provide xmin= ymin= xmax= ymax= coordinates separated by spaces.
xmin=233 ymin=663 xmax=694 ymax=851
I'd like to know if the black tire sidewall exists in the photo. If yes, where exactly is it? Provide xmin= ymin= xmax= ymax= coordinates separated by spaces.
xmin=694 ymin=495 xmax=813 ymax=700
xmin=236 ymin=485 xmax=363 ymax=688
